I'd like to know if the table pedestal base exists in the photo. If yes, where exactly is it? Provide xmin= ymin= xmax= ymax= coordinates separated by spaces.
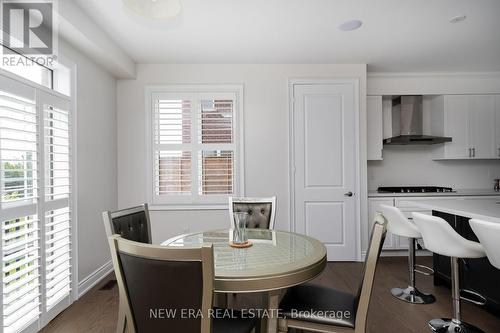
xmin=261 ymin=290 xmax=281 ymax=333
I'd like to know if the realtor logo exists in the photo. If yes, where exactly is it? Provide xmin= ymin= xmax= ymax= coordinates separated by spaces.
xmin=1 ymin=0 xmax=57 ymax=67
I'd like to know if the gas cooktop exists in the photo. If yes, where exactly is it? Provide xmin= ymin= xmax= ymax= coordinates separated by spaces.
xmin=377 ymin=186 xmax=455 ymax=193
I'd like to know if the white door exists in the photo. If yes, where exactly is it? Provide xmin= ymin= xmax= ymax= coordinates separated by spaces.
xmin=292 ymin=82 xmax=358 ymax=261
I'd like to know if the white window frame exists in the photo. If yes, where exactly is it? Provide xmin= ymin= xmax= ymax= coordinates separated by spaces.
xmin=145 ymin=84 xmax=245 ymax=210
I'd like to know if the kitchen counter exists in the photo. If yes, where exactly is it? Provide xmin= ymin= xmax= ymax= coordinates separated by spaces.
xmin=368 ymin=189 xmax=500 ymax=198
xmin=409 ymin=198 xmax=500 ymax=223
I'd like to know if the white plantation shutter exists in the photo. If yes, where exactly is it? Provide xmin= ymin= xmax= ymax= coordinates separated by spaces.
xmin=197 ymin=96 xmax=235 ymax=196
xmin=0 ymin=75 xmax=74 ymax=333
xmin=44 ymin=208 xmax=71 ymax=310
xmin=154 ymin=99 xmax=191 ymax=145
xmin=2 ymin=214 xmax=41 ymax=333
xmin=0 ymin=77 xmax=41 ymax=333
xmin=198 ymin=150 xmax=233 ymax=195
xmin=40 ymin=92 xmax=72 ymax=321
xmin=156 ymin=151 xmax=192 ymax=195
xmin=198 ymin=99 xmax=233 ymax=144
xmin=0 ymin=89 xmax=38 ymax=205
xmin=44 ymin=104 xmax=71 ymax=201
xmin=149 ymin=88 xmax=242 ymax=205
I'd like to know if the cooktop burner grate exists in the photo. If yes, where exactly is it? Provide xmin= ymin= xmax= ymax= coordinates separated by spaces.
xmin=377 ymin=186 xmax=455 ymax=193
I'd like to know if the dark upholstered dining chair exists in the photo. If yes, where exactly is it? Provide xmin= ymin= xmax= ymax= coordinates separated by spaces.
xmin=277 ymin=213 xmax=387 ymax=333
xmin=103 ymin=204 xmax=152 ymax=244
xmin=229 ymin=196 xmax=277 ymax=229
xmin=108 ymin=235 xmax=257 ymax=333
xmin=103 ymin=204 xmax=154 ymax=333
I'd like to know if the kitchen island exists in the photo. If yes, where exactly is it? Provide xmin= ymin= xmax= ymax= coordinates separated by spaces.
xmin=409 ymin=198 xmax=500 ymax=317
xmin=409 ymin=198 xmax=500 ymax=223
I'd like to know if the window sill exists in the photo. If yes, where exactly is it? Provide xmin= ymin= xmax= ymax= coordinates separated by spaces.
xmin=149 ymin=204 xmax=229 ymax=211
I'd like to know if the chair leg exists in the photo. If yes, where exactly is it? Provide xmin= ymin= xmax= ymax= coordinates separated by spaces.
xmin=428 ymin=257 xmax=485 ymax=333
xmin=278 ymin=318 xmax=288 ymax=333
xmin=116 ymin=300 xmax=126 ymax=333
xmin=451 ymin=256 xmax=461 ymax=324
xmin=391 ymin=238 xmax=435 ymax=304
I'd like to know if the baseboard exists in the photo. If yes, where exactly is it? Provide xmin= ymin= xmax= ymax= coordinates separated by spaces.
xmin=361 ymin=249 xmax=432 ymax=260
xmin=78 ymin=260 xmax=113 ymax=298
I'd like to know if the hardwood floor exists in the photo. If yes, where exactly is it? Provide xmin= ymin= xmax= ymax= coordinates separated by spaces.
xmin=41 ymin=257 xmax=500 ymax=333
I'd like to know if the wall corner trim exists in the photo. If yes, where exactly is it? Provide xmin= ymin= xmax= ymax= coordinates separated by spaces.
xmin=78 ymin=260 xmax=113 ymax=298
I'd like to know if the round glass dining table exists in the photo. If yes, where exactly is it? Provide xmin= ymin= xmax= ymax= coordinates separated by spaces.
xmin=162 ymin=229 xmax=327 ymax=333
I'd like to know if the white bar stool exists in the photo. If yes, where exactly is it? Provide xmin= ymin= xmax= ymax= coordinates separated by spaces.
xmin=379 ymin=205 xmax=435 ymax=304
xmin=470 ymin=219 xmax=500 ymax=269
xmin=413 ymin=212 xmax=486 ymax=333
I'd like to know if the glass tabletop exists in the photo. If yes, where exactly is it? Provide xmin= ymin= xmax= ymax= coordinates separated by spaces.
xmin=162 ymin=229 xmax=326 ymax=280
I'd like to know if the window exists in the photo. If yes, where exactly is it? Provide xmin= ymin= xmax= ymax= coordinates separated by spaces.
xmin=147 ymin=86 xmax=244 ymax=207
xmin=1 ymin=45 xmax=53 ymax=89
xmin=0 ymin=73 xmax=74 ymax=333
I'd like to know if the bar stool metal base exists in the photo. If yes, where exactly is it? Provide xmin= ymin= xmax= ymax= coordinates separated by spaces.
xmin=391 ymin=238 xmax=436 ymax=304
xmin=391 ymin=286 xmax=436 ymax=304
xmin=429 ymin=318 xmax=486 ymax=333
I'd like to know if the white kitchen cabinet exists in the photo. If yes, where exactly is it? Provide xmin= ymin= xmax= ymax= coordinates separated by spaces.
xmin=367 ymin=96 xmax=383 ymax=160
xmin=433 ymin=95 xmax=469 ymax=159
xmin=495 ymin=95 xmax=500 ymax=158
xmin=368 ymin=198 xmax=396 ymax=249
xmin=469 ymin=95 xmax=496 ymax=158
xmin=431 ymin=95 xmax=498 ymax=160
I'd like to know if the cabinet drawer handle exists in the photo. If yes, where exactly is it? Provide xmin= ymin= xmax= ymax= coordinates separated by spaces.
xmin=468 ymin=148 xmax=472 ymax=158
xmin=472 ymin=148 xmax=476 ymax=157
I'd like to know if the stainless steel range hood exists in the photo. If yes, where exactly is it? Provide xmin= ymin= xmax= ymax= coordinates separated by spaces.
xmin=383 ymin=96 xmax=452 ymax=145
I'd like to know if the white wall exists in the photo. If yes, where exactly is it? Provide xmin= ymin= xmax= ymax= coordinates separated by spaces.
xmin=59 ymin=40 xmax=118 ymax=283
xmin=368 ymin=147 xmax=500 ymax=190
xmin=117 ymin=64 xmax=367 ymax=245
xmin=367 ymin=72 xmax=500 ymax=191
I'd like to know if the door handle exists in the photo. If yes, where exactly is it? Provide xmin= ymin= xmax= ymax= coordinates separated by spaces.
xmin=344 ymin=191 xmax=354 ymax=197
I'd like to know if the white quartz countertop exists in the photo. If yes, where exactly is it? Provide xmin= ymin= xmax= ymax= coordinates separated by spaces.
xmin=408 ymin=199 xmax=500 ymax=223
xmin=368 ymin=189 xmax=500 ymax=198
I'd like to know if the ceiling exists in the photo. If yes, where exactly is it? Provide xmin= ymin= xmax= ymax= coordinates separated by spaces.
xmin=75 ymin=0 xmax=500 ymax=72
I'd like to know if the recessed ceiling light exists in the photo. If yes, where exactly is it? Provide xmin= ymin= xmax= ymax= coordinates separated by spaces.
xmin=449 ymin=15 xmax=466 ymax=23
xmin=338 ymin=20 xmax=363 ymax=31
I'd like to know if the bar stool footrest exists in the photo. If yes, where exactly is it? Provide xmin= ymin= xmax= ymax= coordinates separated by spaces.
xmin=415 ymin=264 xmax=434 ymax=276
xmin=460 ymin=289 xmax=487 ymax=306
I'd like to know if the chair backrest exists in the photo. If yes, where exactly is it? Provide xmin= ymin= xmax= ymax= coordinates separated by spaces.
xmin=379 ymin=204 xmax=421 ymax=239
xmin=229 ymin=196 xmax=277 ymax=229
xmin=354 ymin=212 xmax=387 ymax=330
xmin=470 ymin=219 xmax=500 ymax=269
xmin=103 ymin=204 xmax=152 ymax=244
xmin=412 ymin=212 xmax=485 ymax=259
xmin=108 ymin=235 xmax=214 ymax=333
